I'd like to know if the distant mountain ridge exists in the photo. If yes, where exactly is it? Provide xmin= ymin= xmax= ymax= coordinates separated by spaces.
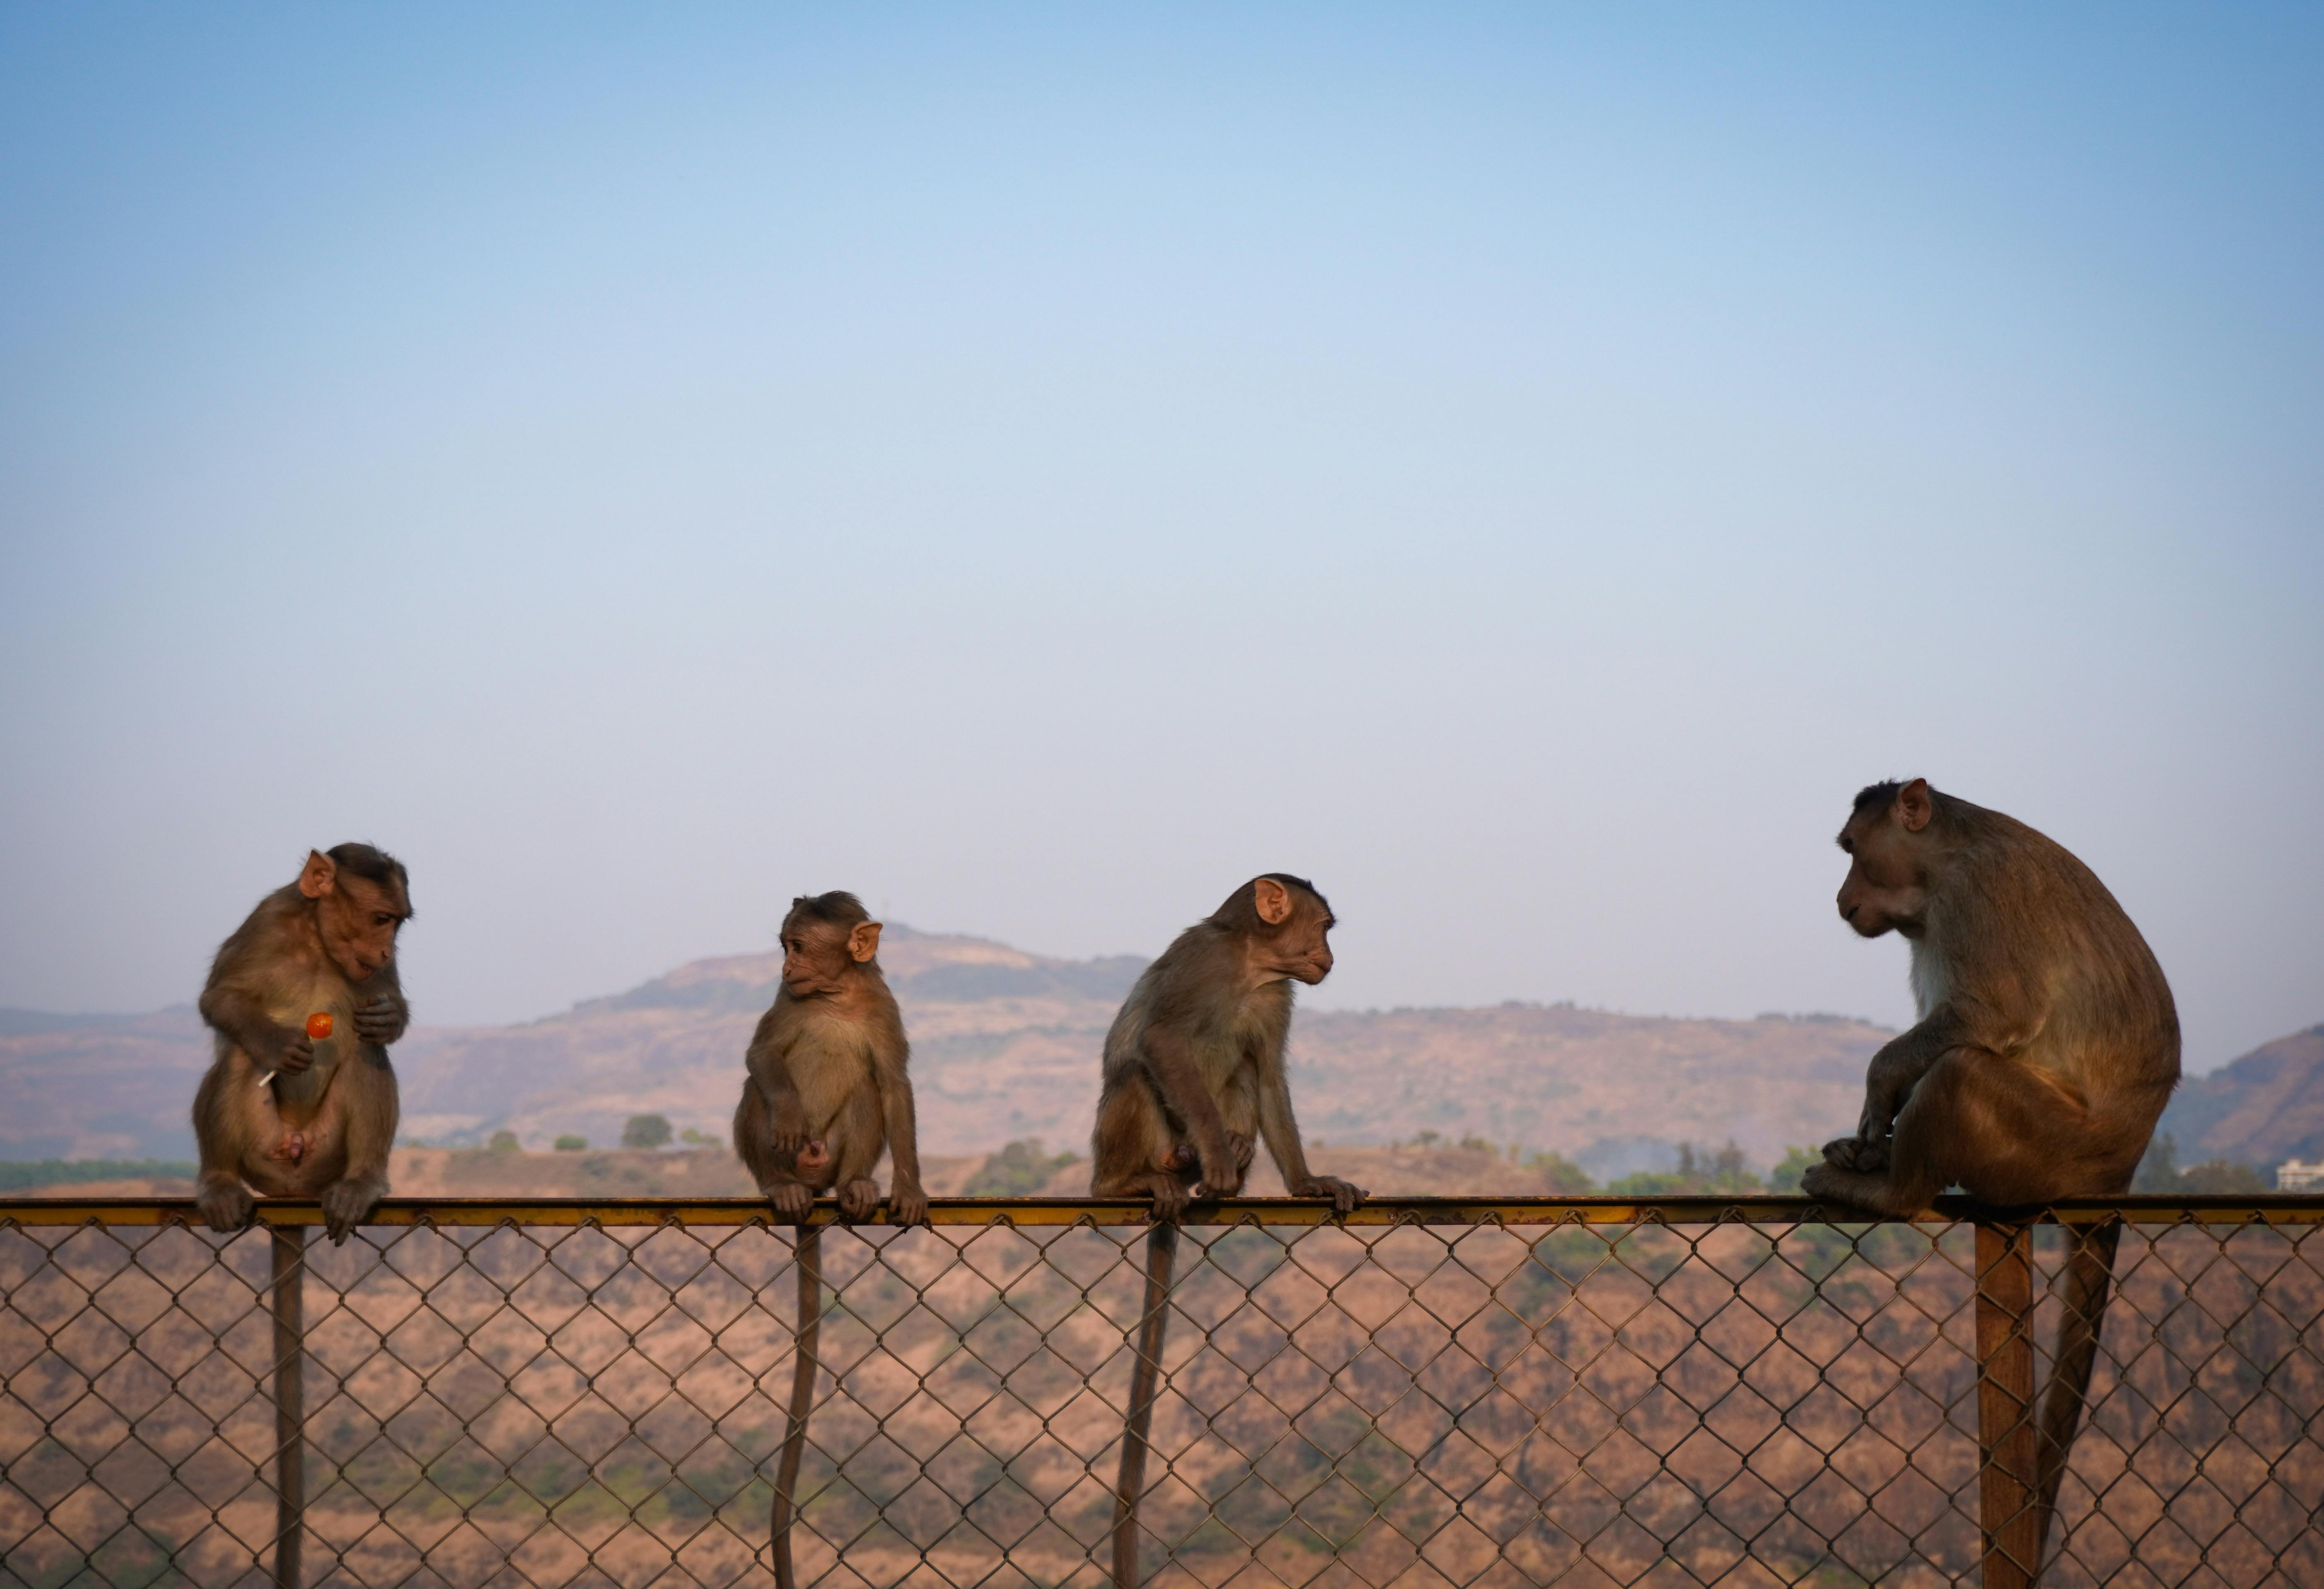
xmin=2 ymin=932 xmax=2315 ymax=1177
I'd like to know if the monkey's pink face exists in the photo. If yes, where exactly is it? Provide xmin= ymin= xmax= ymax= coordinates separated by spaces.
xmin=1835 ymin=816 xmax=1928 ymax=939
xmin=317 ymin=876 xmax=406 ymax=982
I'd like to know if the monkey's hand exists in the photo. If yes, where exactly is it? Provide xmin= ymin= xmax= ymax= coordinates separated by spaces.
xmin=320 ymin=1178 xmax=384 ymax=1245
xmin=837 ymin=1178 xmax=882 ymax=1221
xmin=263 ymin=1025 xmax=316 ymax=1077
xmin=353 ymin=993 xmax=407 ymax=1045
xmin=886 ymin=1182 xmax=930 ymax=1227
xmin=1821 ymin=1135 xmax=1889 ymax=1174
xmin=196 ymin=1176 xmax=255 ymax=1234
xmin=766 ymin=1182 xmax=813 ymax=1224
xmin=1195 ymin=1138 xmax=1247 ymax=1200
xmin=767 ymin=1109 xmax=813 ymax=1159
xmin=1291 ymin=1174 xmax=1367 ymax=1214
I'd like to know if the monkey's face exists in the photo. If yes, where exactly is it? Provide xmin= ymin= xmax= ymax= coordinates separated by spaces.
xmin=1257 ymin=904 xmax=1336 ymax=986
xmin=316 ymin=874 xmax=407 ymax=983
xmin=779 ymin=919 xmax=881 ymax=998
xmin=1835 ymin=811 xmax=1929 ymax=939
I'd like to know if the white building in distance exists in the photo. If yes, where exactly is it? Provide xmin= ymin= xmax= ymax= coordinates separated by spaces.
xmin=2277 ymin=1159 xmax=2324 ymax=1192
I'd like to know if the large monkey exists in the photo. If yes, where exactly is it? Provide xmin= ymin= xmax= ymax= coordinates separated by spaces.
xmin=1092 ymin=875 xmax=1364 ymax=1589
xmin=193 ymin=845 xmax=412 ymax=1243
xmin=1803 ymin=779 xmax=2179 ymax=1572
xmin=732 ymin=891 xmax=927 ymax=1589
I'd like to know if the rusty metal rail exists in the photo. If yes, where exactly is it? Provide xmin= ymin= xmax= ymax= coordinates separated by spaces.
xmin=4 ymin=1195 xmax=2319 ymax=1588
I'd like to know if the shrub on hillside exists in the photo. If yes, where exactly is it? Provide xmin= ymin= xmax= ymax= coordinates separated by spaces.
xmin=622 ymin=1114 xmax=673 ymax=1149
xmin=965 ymin=1139 xmax=1079 ymax=1196
xmin=554 ymin=1135 xmax=588 ymax=1151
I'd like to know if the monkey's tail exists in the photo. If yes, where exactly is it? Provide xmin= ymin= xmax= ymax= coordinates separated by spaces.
xmin=773 ymin=1224 xmax=822 ymax=1589
xmin=2032 ymin=1218 xmax=2122 ymax=1574
xmin=1111 ymin=1222 xmax=1178 ymax=1589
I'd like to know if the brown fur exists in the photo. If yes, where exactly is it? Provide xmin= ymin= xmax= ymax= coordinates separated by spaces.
xmin=732 ymin=891 xmax=926 ymax=1589
xmin=1094 ymin=876 xmax=1365 ymax=1588
xmin=193 ymin=845 xmax=412 ymax=1243
xmin=1804 ymin=779 xmax=2179 ymax=1570
xmin=731 ymin=891 xmax=926 ymax=1225
xmin=1090 ymin=874 xmax=1363 ymax=1219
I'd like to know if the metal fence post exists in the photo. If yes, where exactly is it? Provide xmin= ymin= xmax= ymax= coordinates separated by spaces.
xmin=268 ymin=1222 xmax=306 ymax=1589
xmin=1975 ymin=1219 xmax=2039 ymax=1589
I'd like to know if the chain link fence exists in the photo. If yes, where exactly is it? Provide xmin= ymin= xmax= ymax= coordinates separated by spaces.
xmin=3 ymin=1196 xmax=2319 ymax=1589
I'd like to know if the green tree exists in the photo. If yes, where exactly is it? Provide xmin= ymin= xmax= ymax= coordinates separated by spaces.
xmin=488 ymin=1130 xmax=520 ymax=1153
xmin=2179 ymin=1158 xmax=2269 ymax=1194
xmin=1522 ymin=1150 xmax=1597 ymax=1194
xmin=1768 ymin=1145 xmax=1823 ymax=1193
xmin=2134 ymin=1132 xmax=2182 ymax=1192
xmin=964 ymin=1139 xmax=1079 ymax=1196
xmin=554 ymin=1135 xmax=588 ymax=1151
xmin=621 ymin=1114 xmax=673 ymax=1150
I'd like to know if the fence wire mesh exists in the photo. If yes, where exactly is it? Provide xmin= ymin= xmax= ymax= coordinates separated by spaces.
xmin=2 ymin=1198 xmax=2319 ymax=1589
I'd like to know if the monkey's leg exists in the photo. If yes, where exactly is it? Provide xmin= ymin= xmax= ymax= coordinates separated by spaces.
xmin=826 ymin=1086 xmax=884 ymax=1221
xmin=193 ymin=1054 xmax=278 ymax=1232
xmin=739 ymin=1087 xmax=817 ymax=1222
xmin=772 ymin=1225 xmax=821 ymax=1589
xmin=1808 ymin=1048 xmax=2066 ymax=1216
xmin=1111 ymin=1222 xmax=1178 ymax=1589
xmin=314 ymin=1052 xmax=397 ymax=1244
xmin=1093 ymin=1082 xmax=1195 ymax=1217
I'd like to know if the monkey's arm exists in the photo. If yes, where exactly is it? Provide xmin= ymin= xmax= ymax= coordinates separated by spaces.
xmin=1137 ymin=1027 xmax=1238 ymax=1195
xmin=1256 ymin=1063 xmax=1366 ymax=1213
xmin=1827 ymin=1006 xmax=1972 ymax=1171
xmin=352 ymin=960 xmax=409 ymax=1045
xmin=745 ymin=1030 xmax=813 ymax=1155
xmin=197 ymin=938 xmax=314 ymax=1076
xmin=873 ymin=1044 xmax=929 ymax=1225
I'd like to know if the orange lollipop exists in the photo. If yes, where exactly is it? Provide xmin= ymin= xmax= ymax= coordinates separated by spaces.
xmin=306 ymin=1012 xmax=335 ymax=1041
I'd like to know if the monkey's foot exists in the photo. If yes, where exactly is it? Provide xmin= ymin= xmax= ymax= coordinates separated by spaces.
xmin=765 ymin=1183 xmax=813 ymax=1224
xmin=319 ymin=1179 xmax=383 ymax=1245
xmin=196 ymin=1179 xmax=254 ymax=1235
xmin=1801 ymin=1161 xmax=1899 ymax=1216
xmin=1821 ymin=1135 xmax=1889 ymax=1174
xmin=837 ymin=1178 xmax=881 ymax=1221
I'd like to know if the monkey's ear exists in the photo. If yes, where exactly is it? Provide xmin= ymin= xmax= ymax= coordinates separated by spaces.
xmin=1898 ymin=779 xmax=1933 ymax=833
xmin=848 ymin=922 xmax=882 ymax=963
xmin=1253 ymin=877 xmax=1293 ymax=926
xmin=298 ymin=850 xmax=337 ymax=899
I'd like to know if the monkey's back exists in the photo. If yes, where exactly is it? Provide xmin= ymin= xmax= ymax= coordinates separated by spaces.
xmin=1939 ymin=797 xmax=2180 ymax=1115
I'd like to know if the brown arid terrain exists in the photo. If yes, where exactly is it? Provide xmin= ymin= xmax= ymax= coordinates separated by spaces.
xmin=2160 ymin=1022 xmax=2324 ymax=1166
xmin=2 ymin=928 xmax=2314 ymax=1179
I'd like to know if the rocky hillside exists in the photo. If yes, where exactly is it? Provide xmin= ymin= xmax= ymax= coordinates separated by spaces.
xmin=6 ymin=926 xmax=2312 ymax=1180
xmin=2156 ymin=1024 xmax=2324 ymax=1166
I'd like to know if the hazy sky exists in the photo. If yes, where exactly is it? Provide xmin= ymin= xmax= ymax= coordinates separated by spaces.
xmin=2 ymin=5 xmax=2318 ymax=1072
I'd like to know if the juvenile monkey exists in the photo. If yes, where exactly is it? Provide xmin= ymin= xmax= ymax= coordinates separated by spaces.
xmin=1091 ymin=873 xmax=1365 ymax=1218
xmin=732 ymin=891 xmax=927 ymax=1225
xmin=1093 ymin=874 xmax=1363 ymax=1589
xmin=193 ymin=845 xmax=412 ymax=1243
xmin=732 ymin=891 xmax=926 ymax=1589
xmin=1804 ymin=779 xmax=2179 ymax=1570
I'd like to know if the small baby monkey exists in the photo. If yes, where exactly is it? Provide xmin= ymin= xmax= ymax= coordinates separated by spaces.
xmin=732 ymin=890 xmax=928 ymax=1224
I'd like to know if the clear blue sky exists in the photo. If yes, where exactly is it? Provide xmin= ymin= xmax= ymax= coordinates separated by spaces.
xmin=2 ymin=5 xmax=2318 ymax=1072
